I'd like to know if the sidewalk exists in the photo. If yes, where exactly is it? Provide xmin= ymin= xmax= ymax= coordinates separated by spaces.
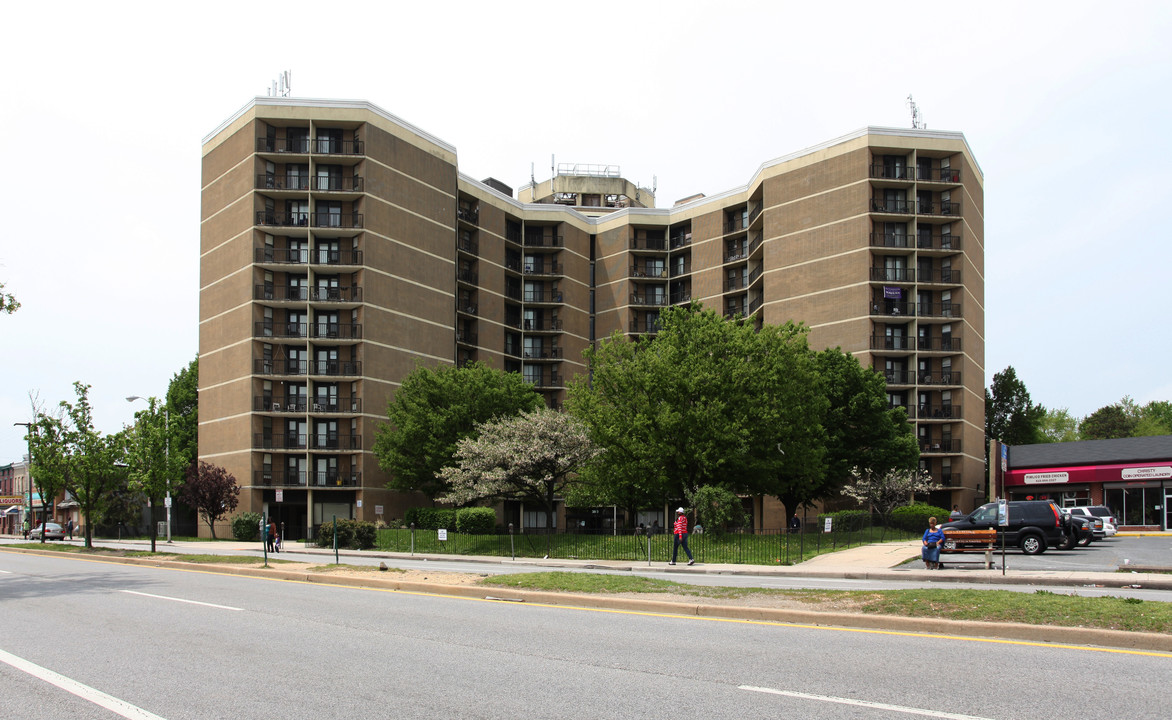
xmin=15 ymin=534 xmax=1170 ymax=592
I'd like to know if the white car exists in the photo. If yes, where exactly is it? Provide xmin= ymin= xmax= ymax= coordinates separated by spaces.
xmin=1067 ymin=506 xmax=1117 ymax=538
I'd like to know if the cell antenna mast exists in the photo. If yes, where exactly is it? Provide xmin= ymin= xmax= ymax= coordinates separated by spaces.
xmin=268 ymin=70 xmax=292 ymax=98
xmin=907 ymin=94 xmax=925 ymax=129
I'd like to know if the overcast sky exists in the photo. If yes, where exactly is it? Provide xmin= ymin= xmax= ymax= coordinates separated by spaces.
xmin=3 ymin=0 xmax=1170 ymax=461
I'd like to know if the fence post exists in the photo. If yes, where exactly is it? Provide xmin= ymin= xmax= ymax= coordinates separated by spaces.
xmin=646 ymin=531 xmax=652 ymax=567
xmin=509 ymin=522 xmax=515 ymax=560
xmin=333 ymin=514 xmax=338 ymax=564
xmin=410 ymin=522 xmax=415 ymax=556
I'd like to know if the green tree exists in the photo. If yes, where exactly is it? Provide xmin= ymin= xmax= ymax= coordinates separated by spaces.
xmin=985 ymin=366 xmax=1045 ymax=445
xmin=1079 ymin=403 xmax=1137 ymax=440
xmin=27 ymin=384 xmax=122 ymax=547
xmin=567 ymin=305 xmax=827 ymax=513
xmin=1136 ymin=400 xmax=1172 ymax=437
xmin=181 ymin=461 xmax=239 ymax=539
xmin=166 ymin=356 xmax=199 ymax=473
xmin=1039 ymin=407 xmax=1080 ymax=443
xmin=806 ymin=348 xmax=919 ymax=519
xmin=1 ymin=280 xmax=18 ymax=314
xmin=688 ymin=484 xmax=747 ymax=532
xmin=437 ymin=409 xmax=602 ymax=545
xmin=126 ymin=396 xmax=185 ymax=552
xmin=373 ymin=361 xmax=544 ymax=500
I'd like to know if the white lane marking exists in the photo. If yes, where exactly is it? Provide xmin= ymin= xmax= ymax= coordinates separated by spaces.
xmin=0 ymin=647 xmax=165 ymax=720
xmin=739 ymin=685 xmax=996 ymax=719
xmin=0 ymin=569 xmax=12 ymax=573
xmin=120 ymin=590 xmax=242 ymax=611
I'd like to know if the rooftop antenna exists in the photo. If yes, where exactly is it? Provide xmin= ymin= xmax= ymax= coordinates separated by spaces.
xmin=907 ymin=94 xmax=925 ymax=129
xmin=268 ymin=70 xmax=292 ymax=98
xmin=531 ymin=162 xmax=535 ymax=186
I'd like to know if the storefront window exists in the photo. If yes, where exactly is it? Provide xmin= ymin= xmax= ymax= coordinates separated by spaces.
xmin=1107 ymin=485 xmax=1164 ymax=526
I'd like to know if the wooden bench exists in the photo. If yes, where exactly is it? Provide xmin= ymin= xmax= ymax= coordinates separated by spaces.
xmin=941 ymin=528 xmax=997 ymax=569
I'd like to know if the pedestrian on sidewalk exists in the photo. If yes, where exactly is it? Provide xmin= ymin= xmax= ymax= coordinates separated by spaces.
xmin=922 ymin=516 xmax=945 ymax=570
xmin=267 ymin=520 xmax=278 ymax=553
xmin=669 ymin=507 xmax=694 ymax=566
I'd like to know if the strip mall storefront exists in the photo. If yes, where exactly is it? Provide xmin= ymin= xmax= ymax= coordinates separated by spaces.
xmin=1004 ymin=462 xmax=1171 ymax=530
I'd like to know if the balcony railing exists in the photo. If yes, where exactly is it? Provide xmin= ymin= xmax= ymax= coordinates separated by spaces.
xmin=522 ymin=318 xmax=563 ymax=332
xmin=255 ymin=321 xmax=307 ymax=338
xmin=523 ymin=371 xmax=563 ymax=388
xmin=881 ymin=370 xmax=915 ymax=385
xmin=311 ymin=212 xmax=363 ymax=229
xmin=522 ymin=347 xmax=563 ymax=359
xmin=457 ymin=207 xmax=479 ymax=225
xmin=312 ymin=176 xmax=364 ymax=192
xmin=747 ymin=203 xmax=764 ymax=226
xmin=458 ymin=270 xmax=478 ymax=285
xmin=669 ymin=232 xmax=692 ymax=249
xmin=919 ymin=168 xmax=962 ymax=183
xmin=253 ymin=359 xmax=308 ymax=375
xmin=939 ymin=472 xmax=963 ymax=487
xmin=524 ymin=262 xmax=563 ymax=275
xmin=458 ymin=236 xmax=478 ymax=255
xmin=309 ymin=323 xmax=363 ymax=339
xmin=255 ymin=137 xmax=364 ymax=155
xmin=918 ymin=372 xmax=961 ymax=386
xmin=916 ymin=234 xmax=962 ymax=251
xmin=254 ymin=433 xmax=307 ymax=450
xmin=258 ymin=211 xmax=310 ymax=227
xmin=870 ymin=198 xmax=912 ymax=214
xmin=920 ymin=439 xmax=963 ymax=453
xmin=917 ymin=302 xmax=962 ymax=318
xmin=311 ymin=472 xmax=361 ymax=487
xmin=458 ymin=304 xmax=478 ymax=316
xmin=628 ymin=320 xmax=661 ymax=334
xmin=724 ymin=217 xmax=748 ymax=234
xmin=629 ymin=237 xmax=667 ymax=251
xmin=868 ymin=301 xmax=914 ymax=316
xmin=257 ymin=174 xmax=310 ymax=191
xmin=671 ymin=262 xmax=691 ymax=277
xmin=523 ymin=290 xmax=563 ymax=303
xmin=724 ymin=249 xmax=748 ymax=263
xmin=917 ymin=269 xmax=962 ymax=284
xmin=456 ymin=331 xmax=478 ymax=345
xmin=253 ymin=470 xmax=362 ymax=488
xmin=918 ymin=200 xmax=961 ymax=216
xmin=918 ymin=405 xmax=963 ymax=420
xmin=630 ymin=293 xmax=667 ymax=306
xmin=869 ymin=164 xmax=913 ymax=180
xmin=252 ymin=397 xmax=364 ymax=414
xmin=629 ymin=266 xmax=668 ymax=278
xmin=870 ymin=335 xmax=914 ymax=351
xmin=917 ymin=336 xmax=962 ymax=352
xmin=308 ymin=434 xmax=361 ymax=450
xmin=308 ymin=361 xmax=362 ymax=376
xmin=870 ymin=268 xmax=915 ymax=282
xmin=724 ymin=276 xmax=748 ymax=292
xmin=524 ymin=235 xmax=564 ymax=248
xmin=869 ymin=232 xmax=910 ymax=248
xmin=670 ymin=290 xmax=692 ymax=305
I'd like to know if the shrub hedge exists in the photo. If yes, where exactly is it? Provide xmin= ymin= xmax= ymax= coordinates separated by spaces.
xmin=890 ymin=503 xmax=952 ymax=532
xmin=315 ymin=518 xmax=377 ymax=549
xmin=404 ymin=507 xmax=456 ymax=530
xmin=232 ymin=512 xmax=263 ymax=541
xmin=455 ymin=507 xmax=496 ymax=534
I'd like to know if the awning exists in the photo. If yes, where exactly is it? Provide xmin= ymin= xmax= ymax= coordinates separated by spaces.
xmin=3 ymin=506 xmax=21 ymax=515
xmin=57 ymin=500 xmax=79 ymax=509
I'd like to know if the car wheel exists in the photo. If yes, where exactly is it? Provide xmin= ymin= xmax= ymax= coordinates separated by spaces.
xmin=1020 ymin=534 xmax=1045 ymax=555
xmin=1079 ymin=535 xmax=1093 ymax=546
xmin=1056 ymin=533 xmax=1076 ymax=551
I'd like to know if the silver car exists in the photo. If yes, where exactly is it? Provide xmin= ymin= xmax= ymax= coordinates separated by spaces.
xmin=1067 ymin=506 xmax=1117 ymax=538
xmin=28 ymin=522 xmax=65 ymax=540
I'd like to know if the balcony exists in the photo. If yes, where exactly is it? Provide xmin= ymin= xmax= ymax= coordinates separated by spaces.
xmin=309 ymin=323 xmax=363 ymax=340
xmin=457 ymin=207 xmax=479 ymax=225
xmin=669 ymin=232 xmax=692 ymax=249
xmin=255 ymin=322 xmax=307 ymax=339
xmin=308 ymin=360 xmax=362 ymax=376
xmin=458 ymin=269 xmax=478 ymax=285
xmin=917 ymin=336 xmax=962 ymax=352
xmin=881 ymin=370 xmax=915 ymax=385
xmin=869 ymin=268 xmax=915 ymax=283
xmin=458 ymin=236 xmax=479 ymax=255
xmin=254 ymin=397 xmax=308 ymax=413
xmin=312 ymin=139 xmax=363 ymax=155
xmin=630 ymin=293 xmax=667 ymax=306
xmin=523 ymin=371 xmax=563 ymax=388
xmin=311 ymin=176 xmax=364 ymax=192
xmin=918 ymin=372 xmax=961 ymax=386
xmin=253 ymin=433 xmax=307 ymax=450
xmin=724 ymin=276 xmax=748 ymax=292
xmin=917 ymin=269 xmax=962 ymax=284
xmin=308 ymin=434 xmax=361 ymax=450
xmin=257 ymin=211 xmax=310 ymax=227
xmin=920 ymin=439 xmax=963 ymax=453
xmin=919 ymin=167 xmax=962 ymax=183
xmin=870 ymin=198 xmax=912 ymax=214
xmin=522 ymin=318 xmax=563 ymax=332
xmin=257 ymin=174 xmax=311 ymax=191
xmin=456 ymin=330 xmax=478 ymax=345
xmin=310 ymin=286 xmax=361 ymax=303
xmin=939 ymin=472 xmax=963 ymax=487
xmin=671 ymin=262 xmax=691 ymax=277
xmin=253 ymin=471 xmax=308 ymax=487
xmin=253 ymin=359 xmax=308 ymax=376
xmin=724 ymin=249 xmax=748 ymax=263
xmin=629 ymin=266 xmax=668 ymax=279
xmin=916 ymin=233 xmax=962 ymax=251
xmin=310 ymin=471 xmax=361 ymax=487
xmin=870 ymin=335 xmax=914 ymax=351
xmin=309 ymin=398 xmax=363 ymax=413
xmin=670 ymin=290 xmax=692 ymax=305
xmin=629 ymin=237 xmax=667 ymax=251
xmin=255 ymin=285 xmax=309 ymax=302
xmin=457 ymin=304 xmax=478 ymax=316
xmin=869 ymin=164 xmax=913 ymax=181
xmin=311 ymin=212 xmax=363 ymax=229
xmin=628 ymin=319 xmax=660 ymax=334
xmin=869 ymin=232 xmax=911 ymax=249
xmin=868 ymin=301 xmax=914 ymax=317
xmin=917 ymin=405 xmax=963 ymax=421
xmin=522 ymin=347 xmax=563 ymax=360
xmin=916 ymin=302 xmax=962 ymax=319
xmin=917 ymin=199 xmax=961 ymax=217
xmin=525 ymin=235 xmax=564 ymax=248
xmin=724 ymin=217 xmax=748 ymax=234
xmin=524 ymin=261 xmax=563 ymax=276
xmin=523 ymin=290 xmax=563 ymax=303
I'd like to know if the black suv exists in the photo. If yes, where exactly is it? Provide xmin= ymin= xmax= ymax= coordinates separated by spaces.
xmin=940 ymin=500 xmax=1066 ymax=555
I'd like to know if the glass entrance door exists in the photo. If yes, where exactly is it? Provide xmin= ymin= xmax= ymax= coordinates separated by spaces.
xmin=1165 ymin=491 xmax=1172 ymax=530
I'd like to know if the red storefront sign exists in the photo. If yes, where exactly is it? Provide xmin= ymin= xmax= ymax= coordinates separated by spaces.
xmin=1006 ymin=462 xmax=1172 ymax=487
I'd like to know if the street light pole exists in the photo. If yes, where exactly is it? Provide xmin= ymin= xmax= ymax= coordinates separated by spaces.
xmin=127 ymin=395 xmax=172 ymax=543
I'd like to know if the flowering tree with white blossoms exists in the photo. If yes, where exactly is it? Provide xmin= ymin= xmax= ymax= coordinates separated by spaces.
xmin=437 ymin=408 xmax=603 ymax=538
xmin=840 ymin=467 xmax=938 ymax=516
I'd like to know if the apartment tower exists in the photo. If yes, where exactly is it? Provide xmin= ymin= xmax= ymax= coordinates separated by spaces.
xmin=200 ymin=97 xmax=984 ymax=538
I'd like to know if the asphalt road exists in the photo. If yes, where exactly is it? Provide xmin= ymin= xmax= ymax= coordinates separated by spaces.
xmin=2 ymin=552 xmax=1169 ymax=719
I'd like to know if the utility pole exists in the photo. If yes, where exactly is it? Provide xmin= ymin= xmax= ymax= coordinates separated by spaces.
xmin=13 ymin=421 xmax=34 ymax=536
